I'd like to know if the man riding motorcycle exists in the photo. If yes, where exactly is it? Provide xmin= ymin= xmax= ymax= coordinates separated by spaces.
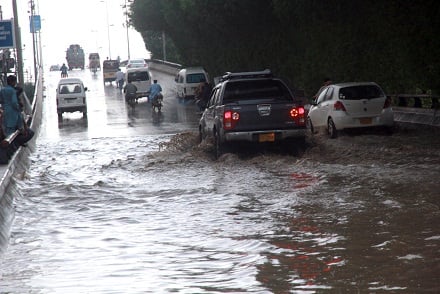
xmin=123 ymin=80 xmax=138 ymax=104
xmin=60 ymin=63 xmax=68 ymax=78
xmin=148 ymin=80 xmax=163 ymax=112
xmin=148 ymin=79 xmax=162 ymax=104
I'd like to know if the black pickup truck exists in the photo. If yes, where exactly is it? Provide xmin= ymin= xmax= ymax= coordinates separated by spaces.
xmin=199 ymin=69 xmax=307 ymax=158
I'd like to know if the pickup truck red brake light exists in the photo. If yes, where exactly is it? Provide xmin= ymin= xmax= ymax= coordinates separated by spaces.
xmin=224 ymin=110 xmax=240 ymax=130
xmin=290 ymin=106 xmax=306 ymax=126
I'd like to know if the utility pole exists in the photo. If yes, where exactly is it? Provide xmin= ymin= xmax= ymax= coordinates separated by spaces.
xmin=162 ymin=31 xmax=166 ymax=61
xmin=29 ymin=0 xmax=37 ymax=83
xmin=12 ymin=0 xmax=24 ymax=85
xmin=124 ymin=0 xmax=130 ymax=60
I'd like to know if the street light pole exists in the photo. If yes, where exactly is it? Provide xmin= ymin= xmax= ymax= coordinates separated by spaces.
xmin=29 ymin=0 xmax=37 ymax=83
xmin=124 ymin=0 xmax=130 ymax=60
xmin=100 ymin=0 xmax=111 ymax=59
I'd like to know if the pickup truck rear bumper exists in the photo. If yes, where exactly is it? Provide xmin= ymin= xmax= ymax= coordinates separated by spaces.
xmin=224 ymin=128 xmax=306 ymax=142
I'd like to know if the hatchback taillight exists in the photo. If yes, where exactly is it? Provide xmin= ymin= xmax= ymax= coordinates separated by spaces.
xmin=290 ymin=106 xmax=306 ymax=126
xmin=383 ymin=96 xmax=392 ymax=108
xmin=223 ymin=110 xmax=240 ymax=130
xmin=334 ymin=101 xmax=346 ymax=111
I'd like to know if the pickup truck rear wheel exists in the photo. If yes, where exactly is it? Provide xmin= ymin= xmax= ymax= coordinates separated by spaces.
xmin=214 ymin=132 xmax=223 ymax=159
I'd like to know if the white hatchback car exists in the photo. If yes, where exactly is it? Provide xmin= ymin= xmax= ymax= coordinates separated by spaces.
xmin=126 ymin=58 xmax=147 ymax=69
xmin=56 ymin=78 xmax=88 ymax=120
xmin=307 ymin=82 xmax=394 ymax=138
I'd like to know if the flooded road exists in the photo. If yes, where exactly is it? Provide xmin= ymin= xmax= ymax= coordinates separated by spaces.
xmin=0 ymin=68 xmax=439 ymax=293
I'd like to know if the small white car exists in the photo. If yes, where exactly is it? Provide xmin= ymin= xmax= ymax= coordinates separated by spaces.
xmin=56 ymin=78 xmax=88 ymax=120
xmin=126 ymin=58 xmax=148 ymax=69
xmin=307 ymin=82 xmax=394 ymax=138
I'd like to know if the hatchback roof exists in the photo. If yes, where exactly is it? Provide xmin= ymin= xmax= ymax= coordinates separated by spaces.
xmin=58 ymin=78 xmax=83 ymax=84
xmin=331 ymin=82 xmax=379 ymax=88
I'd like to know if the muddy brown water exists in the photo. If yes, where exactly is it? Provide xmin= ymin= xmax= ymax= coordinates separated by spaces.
xmin=0 ymin=69 xmax=439 ymax=293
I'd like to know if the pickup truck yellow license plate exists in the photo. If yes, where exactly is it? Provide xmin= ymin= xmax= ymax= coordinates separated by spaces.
xmin=259 ymin=133 xmax=275 ymax=142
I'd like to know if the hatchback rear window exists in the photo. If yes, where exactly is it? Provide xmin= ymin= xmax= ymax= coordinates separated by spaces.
xmin=223 ymin=79 xmax=293 ymax=102
xmin=128 ymin=71 xmax=150 ymax=82
xmin=186 ymin=73 xmax=206 ymax=83
xmin=59 ymin=83 xmax=82 ymax=94
xmin=339 ymin=85 xmax=384 ymax=100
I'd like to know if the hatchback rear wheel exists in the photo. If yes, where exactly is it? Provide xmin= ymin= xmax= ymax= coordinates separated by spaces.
xmin=307 ymin=117 xmax=315 ymax=134
xmin=327 ymin=118 xmax=337 ymax=138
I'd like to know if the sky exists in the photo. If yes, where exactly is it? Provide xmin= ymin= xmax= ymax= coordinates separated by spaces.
xmin=1 ymin=0 xmax=150 ymax=74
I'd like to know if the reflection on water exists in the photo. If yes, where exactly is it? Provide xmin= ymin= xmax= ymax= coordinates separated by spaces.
xmin=0 ymin=132 xmax=439 ymax=293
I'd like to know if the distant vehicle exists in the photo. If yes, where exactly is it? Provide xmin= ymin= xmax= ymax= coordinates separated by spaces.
xmin=199 ymin=69 xmax=307 ymax=158
xmin=65 ymin=44 xmax=85 ymax=70
xmin=50 ymin=64 xmax=60 ymax=71
xmin=307 ymin=82 xmax=394 ymax=138
xmin=126 ymin=58 xmax=147 ymax=69
xmin=88 ymin=53 xmax=100 ymax=73
xmin=56 ymin=78 xmax=88 ymax=120
xmin=102 ymin=59 xmax=120 ymax=85
xmin=175 ymin=67 xmax=209 ymax=99
xmin=125 ymin=67 xmax=152 ymax=99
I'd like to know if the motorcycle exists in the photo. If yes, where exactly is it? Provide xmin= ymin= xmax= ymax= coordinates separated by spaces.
xmin=151 ymin=93 xmax=163 ymax=113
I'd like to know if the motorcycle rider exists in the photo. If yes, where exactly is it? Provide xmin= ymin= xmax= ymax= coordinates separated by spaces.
xmin=148 ymin=79 xmax=163 ymax=105
xmin=123 ymin=79 xmax=138 ymax=103
xmin=60 ymin=63 xmax=68 ymax=78
xmin=115 ymin=68 xmax=125 ymax=91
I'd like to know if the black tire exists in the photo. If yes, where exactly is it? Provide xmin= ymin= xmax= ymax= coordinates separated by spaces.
xmin=214 ymin=131 xmax=223 ymax=159
xmin=328 ymin=117 xmax=337 ymax=138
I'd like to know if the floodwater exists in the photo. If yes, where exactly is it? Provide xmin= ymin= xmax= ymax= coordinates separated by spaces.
xmin=0 ymin=69 xmax=439 ymax=293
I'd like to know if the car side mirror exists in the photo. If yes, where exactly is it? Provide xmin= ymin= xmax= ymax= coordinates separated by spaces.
xmin=84 ymin=87 xmax=88 ymax=91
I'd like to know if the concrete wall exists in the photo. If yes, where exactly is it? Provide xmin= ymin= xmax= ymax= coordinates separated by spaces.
xmin=0 ymin=69 xmax=44 ymax=254
xmin=393 ymin=106 xmax=440 ymax=129
xmin=147 ymin=59 xmax=181 ymax=77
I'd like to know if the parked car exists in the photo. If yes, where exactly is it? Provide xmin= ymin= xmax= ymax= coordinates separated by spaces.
xmin=175 ymin=67 xmax=209 ymax=99
xmin=56 ymin=78 xmax=88 ymax=120
xmin=126 ymin=58 xmax=148 ymax=69
xmin=306 ymin=82 xmax=394 ymax=138
xmin=199 ymin=69 xmax=307 ymax=158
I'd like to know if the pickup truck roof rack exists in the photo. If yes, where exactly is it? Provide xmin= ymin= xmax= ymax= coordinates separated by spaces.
xmin=220 ymin=69 xmax=272 ymax=82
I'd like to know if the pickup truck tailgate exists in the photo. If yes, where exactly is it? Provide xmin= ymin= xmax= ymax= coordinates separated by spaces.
xmin=225 ymin=101 xmax=303 ymax=131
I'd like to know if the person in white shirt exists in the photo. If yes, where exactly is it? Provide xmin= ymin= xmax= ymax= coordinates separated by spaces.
xmin=115 ymin=68 xmax=125 ymax=91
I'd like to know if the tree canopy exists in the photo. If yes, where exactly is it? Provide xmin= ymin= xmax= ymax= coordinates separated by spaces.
xmin=130 ymin=0 xmax=440 ymax=96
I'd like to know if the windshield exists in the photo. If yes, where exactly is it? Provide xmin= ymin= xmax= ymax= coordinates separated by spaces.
xmin=186 ymin=73 xmax=206 ymax=83
xmin=128 ymin=71 xmax=150 ymax=82
xmin=59 ymin=83 xmax=82 ymax=94
xmin=103 ymin=60 xmax=119 ymax=69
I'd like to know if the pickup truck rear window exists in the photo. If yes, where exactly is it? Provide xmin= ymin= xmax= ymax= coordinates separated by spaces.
xmin=223 ymin=80 xmax=293 ymax=103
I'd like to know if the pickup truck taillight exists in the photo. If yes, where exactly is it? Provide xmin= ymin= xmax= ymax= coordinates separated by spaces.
xmin=383 ymin=96 xmax=392 ymax=108
xmin=290 ymin=106 xmax=306 ymax=126
xmin=223 ymin=110 xmax=240 ymax=130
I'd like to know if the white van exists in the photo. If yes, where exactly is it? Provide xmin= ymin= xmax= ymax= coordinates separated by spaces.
xmin=125 ymin=68 xmax=152 ymax=99
xmin=56 ymin=78 xmax=87 ymax=120
xmin=175 ymin=67 xmax=209 ymax=99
